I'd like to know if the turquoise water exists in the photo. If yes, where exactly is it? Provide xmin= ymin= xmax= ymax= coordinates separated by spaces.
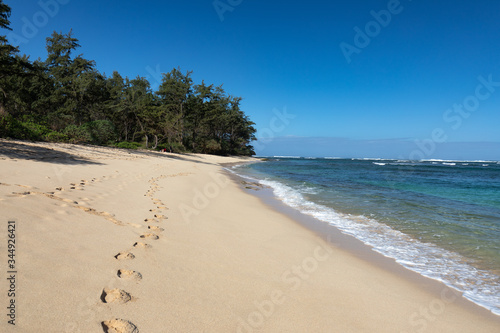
xmin=232 ymin=158 xmax=500 ymax=315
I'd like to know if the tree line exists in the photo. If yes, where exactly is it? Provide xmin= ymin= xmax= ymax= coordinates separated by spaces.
xmin=0 ymin=1 xmax=256 ymax=155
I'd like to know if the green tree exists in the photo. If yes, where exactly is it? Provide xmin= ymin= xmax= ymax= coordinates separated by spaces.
xmin=0 ymin=0 xmax=11 ymax=30
xmin=45 ymin=30 xmax=97 ymax=128
xmin=225 ymin=97 xmax=256 ymax=155
xmin=124 ymin=76 xmax=155 ymax=146
xmin=185 ymin=82 xmax=255 ymax=155
xmin=157 ymin=67 xmax=193 ymax=146
xmin=0 ymin=3 xmax=256 ymax=155
xmin=106 ymin=71 xmax=132 ymax=141
xmin=184 ymin=81 xmax=213 ymax=151
xmin=0 ymin=1 xmax=33 ymax=116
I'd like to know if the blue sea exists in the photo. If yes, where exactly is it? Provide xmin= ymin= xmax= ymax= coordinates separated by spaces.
xmin=230 ymin=157 xmax=500 ymax=315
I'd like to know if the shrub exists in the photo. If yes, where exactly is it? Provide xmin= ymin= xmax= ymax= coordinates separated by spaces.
xmin=83 ymin=120 xmax=117 ymax=145
xmin=0 ymin=115 xmax=50 ymax=141
xmin=0 ymin=115 xmax=23 ymax=138
xmin=114 ymin=141 xmax=141 ymax=149
xmin=63 ymin=125 xmax=92 ymax=144
xmin=204 ymin=139 xmax=221 ymax=154
xmin=170 ymin=142 xmax=186 ymax=153
xmin=156 ymin=143 xmax=168 ymax=151
xmin=21 ymin=120 xmax=51 ymax=139
xmin=44 ymin=131 xmax=69 ymax=142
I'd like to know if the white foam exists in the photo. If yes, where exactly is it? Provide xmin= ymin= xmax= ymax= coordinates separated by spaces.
xmin=423 ymin=159 xmax=499 ymax=163
xmin=352 ymin=157 xmax=389 ymax=161
xmin=223 ymin=167 xmax=260 ymax=182
xmin=257 ymin=177 xmax=500 ymax=316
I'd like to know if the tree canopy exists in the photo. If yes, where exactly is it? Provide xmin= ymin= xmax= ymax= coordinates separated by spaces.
xmin=0 ymin=1 xmax=256 ymax=155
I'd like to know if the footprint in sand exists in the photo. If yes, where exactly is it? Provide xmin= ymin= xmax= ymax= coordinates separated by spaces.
xmin=76 ymin=206 xmax=97 ymax=213
xmin=133 ymin=242 xmax=151 ymax=249
xmin=140 ymin=233 xmax=159 ymax=240
xmin=114 ymin=252 xmax=135 ymax=260
xmin=15 ymin=184 xmax=35 ymax=189
xmin=105 ymin=217 xmax=122 ymax=225
xmin=101 ymin=288 xmax=134 ymax=304
xmin=8 ymin=191 xmax=31 ymax=198
xmin=148 ymin=226 xmax=164 ymax=232
xmin=73 ymin=206 xmax=123 ymax=225
xmin=143 ymin=218 xmax=158 ymax=223
xmin=101 ymin=319 xmax=139 ymax=333
xmin=154 ymin=214 xmax=167 ymax=220
xmin=117 ymin=269 xmax=142 ymax=281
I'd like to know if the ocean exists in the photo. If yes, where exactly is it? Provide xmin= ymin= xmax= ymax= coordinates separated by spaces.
xmin=230 ymin=157 xmax=500 ymax=315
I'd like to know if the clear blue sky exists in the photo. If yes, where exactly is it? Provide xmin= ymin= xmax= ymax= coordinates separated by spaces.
xmin=6 ymin=0 xmax=500 ymax=159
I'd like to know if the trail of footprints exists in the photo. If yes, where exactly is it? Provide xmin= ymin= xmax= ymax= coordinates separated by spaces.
xmin=4 ymin=169 xmax=171 ymax=332
xmin=5 ymin=171 xmax=149 ymax=226
xmin=101 ymin=174 xmax=169 ymax=333
xmin=3 ymin=181 xmax=125 ymax=225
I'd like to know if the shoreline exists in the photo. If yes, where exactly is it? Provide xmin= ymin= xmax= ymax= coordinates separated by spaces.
xmin=1 ymin=140 xmax=499 ymax=332
xmin=225 ymin=166 xmax=500 ymax=322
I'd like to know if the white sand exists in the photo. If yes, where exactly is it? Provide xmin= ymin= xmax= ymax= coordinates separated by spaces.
xmin=0 ymin=139 xmax=499 ymax=332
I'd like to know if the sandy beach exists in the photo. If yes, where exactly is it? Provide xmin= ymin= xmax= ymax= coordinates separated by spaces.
xmin=0 ymin=139 xmax=499 ymax=333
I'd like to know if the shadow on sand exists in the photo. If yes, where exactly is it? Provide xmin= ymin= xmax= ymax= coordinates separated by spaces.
xmin=0 ymin=139 xmax=249 ymax=167
xmin=0 ymin=140 xmax=103 ymax=165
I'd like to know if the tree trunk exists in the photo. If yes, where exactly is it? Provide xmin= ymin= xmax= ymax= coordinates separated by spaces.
xmin=192 ymin=129 xmax=196 ymax=151
xmin=153 ymin=135 xmax=158 ymax=149
xmin=124 ymin=120 xmax=128 ymax=141
xmin=179 ymin=102 xmax=184 ymax=143
xmin=0 ymin=87 xmax=8 ymax=116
